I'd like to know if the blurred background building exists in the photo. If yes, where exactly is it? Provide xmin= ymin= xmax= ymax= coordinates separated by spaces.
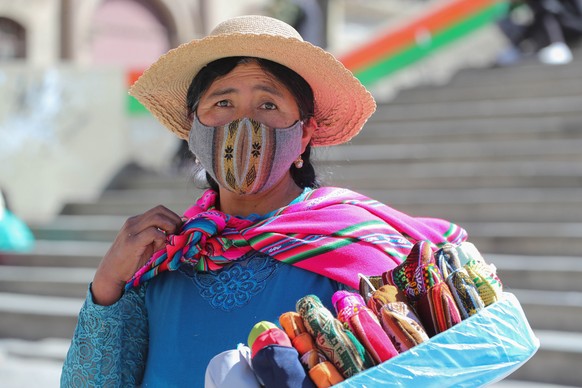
xmin=0 ymin=0 xmax=507 ymax=223
xmin=1 ymin=0 xmax=581 ymax=387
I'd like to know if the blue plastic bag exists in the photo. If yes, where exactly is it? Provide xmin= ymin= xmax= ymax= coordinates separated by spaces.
xmin=0 ymin=209 xmax=35 ymax=252
xmin=336 ymin=293 xmax=539 ymax=387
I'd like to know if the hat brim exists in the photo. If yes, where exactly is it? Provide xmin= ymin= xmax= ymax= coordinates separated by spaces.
xmin=129 ymin=33 xmax=376 ymax=147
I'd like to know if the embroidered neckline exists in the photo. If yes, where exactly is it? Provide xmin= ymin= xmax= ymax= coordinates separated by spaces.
xmin=182 ymin=253 xmax=280 ymax=311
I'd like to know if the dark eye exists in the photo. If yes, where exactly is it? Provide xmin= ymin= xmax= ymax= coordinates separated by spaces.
xmin=262 ymin=102 xmax=277 ymax=110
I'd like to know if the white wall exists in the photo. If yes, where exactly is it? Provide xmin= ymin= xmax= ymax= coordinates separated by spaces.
xmin=0 ymin=64 xmax=130 ymax=222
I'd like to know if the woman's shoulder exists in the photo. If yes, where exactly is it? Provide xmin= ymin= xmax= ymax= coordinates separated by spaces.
xmin=300 ymin=186 xmax=366 ymax=202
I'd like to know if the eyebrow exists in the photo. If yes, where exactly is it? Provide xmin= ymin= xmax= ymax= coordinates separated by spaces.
xmin=206 ymin=87 xmax=236 ymax=98
xmin=206 ymin=83 xmax=285 ymax=99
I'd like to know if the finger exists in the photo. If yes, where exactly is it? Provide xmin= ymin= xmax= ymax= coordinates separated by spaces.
xmin=150 ymin=213 xmax=183 ymax=235
xmin=129 ymin=227 xmax=168 ymax=250
xmin=128 ymin=214 xmax=181 ymax=237
xmin=124 ymin=208 xmax=183 ymax=237
xmin=142 ymin=205 xmax=183 ymax=225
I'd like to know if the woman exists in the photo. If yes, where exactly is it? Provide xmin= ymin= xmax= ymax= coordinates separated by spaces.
xmin=61 ymin=15 xmax=466 ymax=387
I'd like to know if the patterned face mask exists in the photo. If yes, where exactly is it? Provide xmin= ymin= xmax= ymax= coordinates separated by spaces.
xmin=189 ymin=116 xmax=303 ymax=195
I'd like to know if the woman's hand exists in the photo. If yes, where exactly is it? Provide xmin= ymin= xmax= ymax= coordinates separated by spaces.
xmin=92 ymin=205 xmax=183 ymax=306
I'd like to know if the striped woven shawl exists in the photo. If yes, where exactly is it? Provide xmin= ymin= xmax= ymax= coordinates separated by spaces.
xmin=126 ymin=187 xmax=466 ymax=290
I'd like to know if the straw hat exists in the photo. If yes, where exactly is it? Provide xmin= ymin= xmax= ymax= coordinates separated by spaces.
xmin=129 ymin=15 xmax=376 ymax=147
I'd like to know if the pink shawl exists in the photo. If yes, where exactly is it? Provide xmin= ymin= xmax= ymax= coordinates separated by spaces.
xmin=126 ymin=187 xmax=467 ymax=290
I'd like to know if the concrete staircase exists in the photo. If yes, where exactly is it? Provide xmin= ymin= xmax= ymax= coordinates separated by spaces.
xmin=1 ymin=57 xmax=582 ymax=386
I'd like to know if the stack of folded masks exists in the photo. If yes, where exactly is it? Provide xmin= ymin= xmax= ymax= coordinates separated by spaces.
xmin=381 ymin=241 xmax=503 ymax=334
xmin=436 ymin=243 xmax=485 ymax=319
xmin=331 ymin=290 xmax=399 ymax=365
xmin=296 ymin=295 xmax=375 ymax=378
xmin=208 ymin=241 xmax=503 ymax=387
xmin=383 ymin=241 xmax=503 ymax=333
xmin=280 ymin=312 xmax=344 ymax=387
xmin=455 ymin=242 xmax=503 ymax=306
xmin=251 ymin=295 xmax=374 ymax=387
xmin=383 ymin=241 xmax=462 ymax=336
xmin=365 ymin=284 xmax=429 ymax=353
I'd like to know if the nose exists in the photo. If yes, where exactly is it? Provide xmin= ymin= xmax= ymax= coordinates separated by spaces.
xmin=234 ymin=104 xmax=255 ymax=121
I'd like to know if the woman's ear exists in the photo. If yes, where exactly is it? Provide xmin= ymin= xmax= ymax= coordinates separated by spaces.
xmin=300 ymin=117 xmax=316 ymax=153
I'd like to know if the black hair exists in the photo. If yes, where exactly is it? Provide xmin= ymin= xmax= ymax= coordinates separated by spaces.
xmin=186 ymin=56 xmax=319 ymax=191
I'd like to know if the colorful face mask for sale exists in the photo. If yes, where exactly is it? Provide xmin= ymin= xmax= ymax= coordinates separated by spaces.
xmin=189 ymin=116 xmax=303 ymax=195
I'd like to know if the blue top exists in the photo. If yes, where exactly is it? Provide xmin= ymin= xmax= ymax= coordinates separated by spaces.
xmin=61 ymin=189 xmax=344 ymax=387
xmin=61 ymin=253 xmax=341 ymax=387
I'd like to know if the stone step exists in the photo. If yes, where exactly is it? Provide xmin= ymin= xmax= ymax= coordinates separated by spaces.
xmin=0 ymin=338 xmax=70 ymax=362
xmin=0 ymin=293 xmax=81 ymax=340
xmin=30 ymin=227 xmax=118 ymax=243
xmin=58 ymin=190 xmax=582 ymax=227
xmin=0 ymin=240 xmax=108 ymax=267
xmin=114 ymin=173 xmax=197 ymax=191
xmin=60 ymin=198 xmax=184 ymax=216
xmin=58 ymin=195 xmax=582 ymax=224
xmin=510 ymin=289 xmax=582 ymax=333
xmin=490 ymin=253 xmax=580 ymax=271
xmin=359 ymin=188 xmax=582 ymax=224
xmin=0 ymin=266 xmax=92 ymax=298
xmin=29 ymin=214 xmax=127 ymax=243
xmin=460 ymin=223 xmax=582 ymax=257
xmin=106 ymin=160 xmax=582 ymax=192
xmin=319 ymin=160 xmax=582 ymax=190
xmin=448 ymin=62 xmax=582 ymax=88
xmin=393 ymin=77 xmax=582 ymax=104
xmin=372 ymin=96 xmax=582 ymax=123
xmin=323 ymin=138 xmax=582 ymax=163
xmin=490 ymin=254 xmax=582 ymax=292
xmin=107 ymin=169 xmax=196 ymax=191
xmin=507 ymin=330 xmax=582 ymax=387
xmin=358 ymin=115 xmax=582 ymax=143
xmin=492 ymin=380 xmax=577 ymax=388
xmin=0 ymin=250 xmax=103 ymax=268
xmin=108 ymin=185 xmax=582 ymax=205
xmin=362 ymin=187 xmax=581 ymax=217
